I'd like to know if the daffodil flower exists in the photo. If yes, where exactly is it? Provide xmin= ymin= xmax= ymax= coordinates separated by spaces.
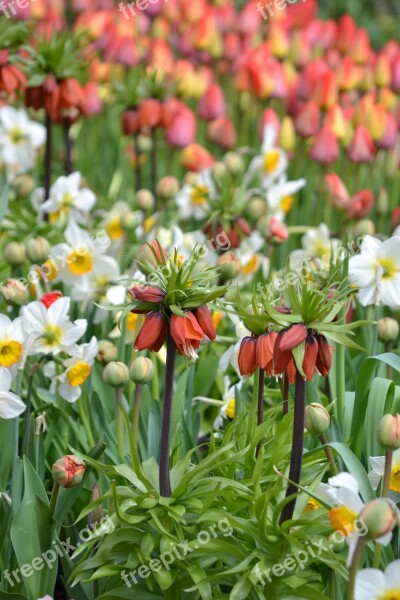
xmin=21 ymin=297 xmax=87 ymax=356
xmin=369 ymin=449 xmax=400 ymax=498
xmin=349 ymin=235 xmax=400 ymax=308
xmin=246 ymin=125 xmax=288 ymax=189
xmin=176 ymin=170 xmax=215 ymax=220
xmin=40 ymin=172 xmax=96 ymax=224
xmin=0 ymin=106 xmax=45 ymax=179
xmin=0 ymin=315 xmax=25 ymax=377
xmin=355 ymin=559 xmax=400 ymax=600
xmin=0 ymin=367 xmax=26 ymax=419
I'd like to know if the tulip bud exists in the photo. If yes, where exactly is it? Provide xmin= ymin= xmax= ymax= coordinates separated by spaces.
xmin=1 ymin=279 xmax=29 ymax=306
xmin=12 ymin=175 xmax=35 ymax=196
xmin=156 ymin=177 xmax=179 ymax=199
xmin=247 ymin=198 xmax=267 ymax=220
xmin=279 ymin=117 xmax=296 ymax=152
xmin=121 ymin=211 xmax=138 ymax=231
xmin=129 ymin=356 xmax=154 ymax=384
xmin=216 ymin=252 xmax=242 ymax=280
xmin=211 ymin=161 xmax=228 ymax=182
xmin=25 ymin=236 xmax=51 ymax=263
xmin=359 ymin=498 xmax=398 ymax=540
xmin=97 ymin=340 xmax=118 ymax=363
xmin=52 ymin=455 xmax=85 ymax=488
xmin=376 ymin=414 xmax=400 ymax=450
xmin=378 ymin=318 xmax=399 ymax=343
xmin=223 ymin=152 xmax=244 ymax=175
xmin=102 ymin=361 xmax=130 ymax=388
xmin=351 ymin=219 xmax=375 ymax=237
xmin=305 ymin=403 xmax=331 ymax=435
xmin=3 ymin=242 xmax=26 ymax=266
xmin=88 ymin=484 xmax=104 ymax=528
xmin=136 ymin=189 xmax=155 ymax=211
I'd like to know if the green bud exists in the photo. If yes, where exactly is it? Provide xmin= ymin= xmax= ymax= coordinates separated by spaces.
xmin=378 ymin=318 xmax=399 ymax=343
xmin=359 ymin=498 xmax=398 ymax=540
xmin=376 ymin=414 xmax=400 ymax=450
xmin=97 ymin=340 xmax=119 ymax=364
xmin=25 ymin=236 xmax=50 ymax=263
xmin=3 ymin=242 xmax=26 ymax=266
xmin=305 ymin=403 xmax=331 ymax=436
xmin=102 ymin=361 xmax=129 ymax=388
xmin=129 ymin=357 xmax=154 ymax=384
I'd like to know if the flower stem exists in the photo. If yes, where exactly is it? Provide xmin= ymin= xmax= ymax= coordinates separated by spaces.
xmin=44 ymin=112 xmax=52 ymax=203
xmin=63 ymin=118 xmax=72 ymax=174
xmin=134 ymin=133 xmax=142 ymax=191
xmin=372 ymin=449 xmax=393 ymax=568
xmin=116 ymin=388 xmax=124 ymax=458
xmin=159 ymin=331 xmax=176 ymax=497
xmin=256 ymin=368 xmax=265 ymax=458
xmin=132 ymin=384 xmax=141 ymax=451
xmin=151 ymin=127 xmax=157 ymax=195
xmin=279 ymin=370 xmax=306 ymax=524
xmin=346 ymin=537 xmax=366 ymax=600
xmin=49 ymin=482 xmax=60 ymax=516
xmin=320 ymin=434 xmax=338 ymax=475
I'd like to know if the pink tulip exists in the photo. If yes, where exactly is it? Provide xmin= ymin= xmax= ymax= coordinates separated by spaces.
xmin=309 ymin=126 xmax=339 ymax=165
xmin=198 ymin=83 xmax=225 ymax=121
xmin=165 ymin=107 xmax=196 ymax=149
xmin=208 ymin=115 xmax=236 ymax=149
xmin=348 ymin=125 xmax=375 ymax=163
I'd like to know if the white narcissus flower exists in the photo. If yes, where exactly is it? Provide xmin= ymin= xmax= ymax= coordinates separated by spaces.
xmin=176 ymin=170 xmax=215 ymax=221
xmin=21 ymin=297 xmax=87 ymax=356
xmin=0 ymin=367 xmax=26 ymax=419
xmin=0 ymin=106 xmax=45 ymax=177
xmin=56 ymin=337 xmax=98 ymax=403
xmin=246 ymin=126 xmax=288 ymax=189
xmin=355 ymin=560 xmax=400 ymax=600
xmin=369 ymin=449 xmax=400 ymax=498
xmin=40 ymin=172 xmax=96 ymax=223
xmin=349 ymin=235 xmax=400 ymax=308
xmin=234 ymin=231 xmax=270 ymax=285
xmin=0 ymin=315 xmax=25 ymax=376
xmin=267 ymin=176 xmax=306 ymax=221
xmin=50 ymin=220 xmax=119 ymax=300
xmin=290 ymin=223 xmax=340 ymax=271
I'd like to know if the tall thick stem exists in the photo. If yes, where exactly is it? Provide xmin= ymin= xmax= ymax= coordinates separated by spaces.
xmin=279 ymin=370 xmax=306 ymax=524
xmin=282 ymin=374 xmax=289 ymax=416
xmin=151 ymin=127 xmax=157 ymax=195
xmin=256 ymin=369 xmax=265 ymax=458
xmin=63 ymin=118 xmax=72 ymax=174
xmin=134 ymin=133 xmax=142 ymax=191
xmin=159 ymin=331 xmax=176 ymax=497
xmin=44 ymin=112 xmax=52 ymax=203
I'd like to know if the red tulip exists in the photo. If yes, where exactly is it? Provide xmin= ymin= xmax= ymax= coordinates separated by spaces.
xmin=336 ymin=15 xmax=357 ymax=54
xmin=347 ymin=190 xmax=374 ymax=219
xmin=208 ymin=116 xmax=236 ymax=149
xmin=309 ymin=126 xmax=339 ymax=165
xmin=181 ymin=144 xmax=214 ymax=172
xmin=347 ymin=125 xmax=375 ymax=163
xmin=294 ymin=101 xmax=320 ymax=138
xmin=325 ymin=173 xmax=350 ymax=210
xmin=138 ymin=98 xmax=162 ymax=129
xmin=238 ymin=336 xmax=258 ymax=377
xmin=122 ymin=109 xmax=139 ymax=135
xmin=165 ymin=107 xmax=196 ymax=149
xmin=194 ymin=305 xmax=216 ymax=341
xmin=268 ymin=218 xmax=289 ymax=241
xmin=198 ymin=83 xmax=225 ymax=121
xmin=170 ymin=312 xmax=206 ymax=358
xmin=134 ymin=312 xmax=168 ymax=352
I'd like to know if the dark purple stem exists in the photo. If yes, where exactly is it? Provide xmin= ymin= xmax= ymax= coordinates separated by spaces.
xmin=44 ymin=112 xmax=52 ymax=204
xmin=279 ymin=369 xmax=306 ymax=524
xmin=63 ymin=118 xmax=72 ymax=174
xmin=159 ymin=330 xmax=176 ymax=497
xmin=134 ymin=133 xmax=142 ymax=191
